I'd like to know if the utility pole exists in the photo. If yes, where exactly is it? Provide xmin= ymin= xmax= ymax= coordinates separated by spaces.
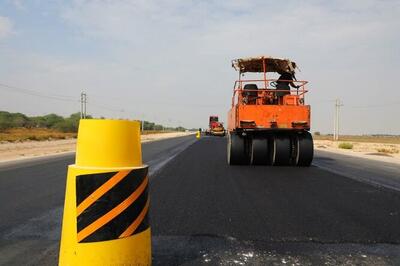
xmin=333 ymin=104 xmax=336 ymax=141
xmin=141 ymin=120 xmax=144 ymax=133
xmin=333 ymin=98 xmax=343 ymax=141
xmin=80 ymin=92 xmax=87 ymax=119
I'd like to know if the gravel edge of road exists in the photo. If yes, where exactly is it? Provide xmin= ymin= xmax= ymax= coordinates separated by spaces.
xmin=314 ymin=147 xmax=400 ymax=165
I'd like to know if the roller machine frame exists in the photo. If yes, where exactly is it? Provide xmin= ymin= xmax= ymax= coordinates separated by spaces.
xmin=227 ymin=56 xmax=313 ymax=166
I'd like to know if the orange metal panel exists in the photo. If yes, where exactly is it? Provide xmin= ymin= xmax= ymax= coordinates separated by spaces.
xmin=227 ymin=106 xmax=237 ymax=131
xmin=228 ymin=104 xmax=310 ymax=131
xmin=283 ymin=95 xmax=299 ymax=106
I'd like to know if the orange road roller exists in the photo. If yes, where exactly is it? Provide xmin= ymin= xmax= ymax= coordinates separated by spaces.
xmin=227 ymin=56 xmax=313 ymax=166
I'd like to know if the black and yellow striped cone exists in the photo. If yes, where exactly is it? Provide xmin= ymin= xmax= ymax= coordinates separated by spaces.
xmin=59 ymin=119 xmax=151 ymax=265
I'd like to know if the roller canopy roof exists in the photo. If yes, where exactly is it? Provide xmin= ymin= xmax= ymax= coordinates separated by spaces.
xmin=232 ymin=56 xmax=297 ymax=73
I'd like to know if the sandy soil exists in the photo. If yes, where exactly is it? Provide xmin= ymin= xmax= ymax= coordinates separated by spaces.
xmin=315 ymin=140 xmax=400 ymax=165
xmin=0 ymin=132 xmax=193 ymax=163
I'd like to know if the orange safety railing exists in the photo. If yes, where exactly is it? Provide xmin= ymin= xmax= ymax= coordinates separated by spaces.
xmin=231 ymin=79 xmax=308 ymax=107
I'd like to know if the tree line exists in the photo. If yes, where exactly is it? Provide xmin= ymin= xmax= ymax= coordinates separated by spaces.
xmin=0 ymin=111 xmax=87 ymax=132
xmin=0 ymin=111 xmax=187 ymax=133
xmin=141 ymin=121 xmax=185 ymax=132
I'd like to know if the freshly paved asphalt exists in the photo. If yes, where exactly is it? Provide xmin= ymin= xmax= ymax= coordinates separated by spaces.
xmin=150 ymin=137 xmax=400 ymax=265
xmin=0 ymin=136 xmax=196 ymax=266
xmin=0 ymin=135 xmax=400 ymax=265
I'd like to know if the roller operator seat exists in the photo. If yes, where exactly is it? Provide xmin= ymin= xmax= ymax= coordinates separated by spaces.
xmin=242 ymin=84 xmax=258 ymax=105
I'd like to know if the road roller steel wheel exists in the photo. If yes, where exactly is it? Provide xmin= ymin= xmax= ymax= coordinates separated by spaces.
xmin=295 ymin=131 xmax=314 ymax=166
xmin=227 ymin=133 xmax=248 ymax=165
xmin=270 ymin=135 xmax=291 ymax=166
xmin=250 ymin=137 xmax=269 ymax=165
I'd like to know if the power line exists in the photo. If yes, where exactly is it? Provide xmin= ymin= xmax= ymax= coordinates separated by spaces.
xmin=90 ymin=102 xmax=126 ymax=113
xmin=0 ymin=82 xmax=77 ymax=102
xmin=0 ymin=82 xmax=133 ymax=117
xmin=0 ymin=82 xmax=227 ymax=108
xmin=309 ymin=99 xmax=336 ymax=105
xmin=0 ymin=82 xmax=220 ymax=128
xmin=347 ymin=102 xmax=400 ymax=108
xmin=0 ymin=82 xmax=137 ymax=116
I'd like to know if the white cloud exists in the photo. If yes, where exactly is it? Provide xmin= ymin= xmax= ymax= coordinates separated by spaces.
xmin=52 ymin=1 xmax=400 ymax=132
xmin=11 ymin=0 xmax=25 ymax=10
xmin=0 ymin=16 xmax=13 ymax=39
xmin=60 ymin=1 xmax=400 ymax=61
xmin=2 ymin=0 xmax=400 ymax=132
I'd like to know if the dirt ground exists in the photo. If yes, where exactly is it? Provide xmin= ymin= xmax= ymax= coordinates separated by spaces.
xmin=314 ymin=135 xmax=400 ymax=144
xmin=315 ymin=139 xmax=400 ymax=164
xmin=0 ymin=132 xmax=193 ymax=162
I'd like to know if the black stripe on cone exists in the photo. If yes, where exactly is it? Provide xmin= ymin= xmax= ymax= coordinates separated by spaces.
xmin=76 ymin=167 xmax=149 ymax=243
xmin=84 ymin=187 xmax=149 ymax=242
xmin=76 ymin=171 xmax=117 ymax=205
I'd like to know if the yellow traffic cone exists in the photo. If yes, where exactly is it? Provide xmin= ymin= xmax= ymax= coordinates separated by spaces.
xmin=59 ymin=119 xmax=151 ymax=265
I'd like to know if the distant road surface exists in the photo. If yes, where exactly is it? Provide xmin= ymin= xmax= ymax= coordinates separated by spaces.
xmin=0 ymin=136 xmax=399 ymax=265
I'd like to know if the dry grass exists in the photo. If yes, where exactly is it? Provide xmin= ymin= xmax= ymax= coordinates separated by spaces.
xmin=0 ymin=128 xmax=76 ymax=142
xmin=314 ymin=135 xmax=400 ymax=144
xmin=376 ymin=148 xmax=399 ymax=154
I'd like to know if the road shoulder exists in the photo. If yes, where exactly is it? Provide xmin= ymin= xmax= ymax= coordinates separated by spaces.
xmin=314 ymin=139 xmax=400 ymax=165
xmin=314 ymin=149 xmax=400 ymax=192
xmin=0 ymin=132 xmax=194 ymax=164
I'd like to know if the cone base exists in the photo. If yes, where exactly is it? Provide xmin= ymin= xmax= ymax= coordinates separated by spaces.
xmin=59 ymin=229 xmax=151 ymax=265
xmin=59 ymin=165 xmax=151 ymax=266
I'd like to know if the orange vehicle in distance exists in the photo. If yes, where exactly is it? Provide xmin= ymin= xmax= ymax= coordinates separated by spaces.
xmin=206 ymin=115 xmax=225 ymax=137
xmin=227 ymin=56 xmax=313 ymax=166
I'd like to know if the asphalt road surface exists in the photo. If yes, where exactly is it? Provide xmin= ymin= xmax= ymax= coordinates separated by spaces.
xmin=1 ymin=135 xmax=400 ymax=265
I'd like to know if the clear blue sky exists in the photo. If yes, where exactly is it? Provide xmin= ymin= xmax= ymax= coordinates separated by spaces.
xmin=0 ymin=0 xmax=399 ymax=134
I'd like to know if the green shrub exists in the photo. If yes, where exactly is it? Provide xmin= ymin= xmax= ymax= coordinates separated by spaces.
xmin=42 ymin=114 xmax=64 ymax=128
xmin=53 ymin=120 xmax=77 ymax=133
xmin=154 ymin=124 xmax=163 ymax=131
xmin=30 ymin=116 xmax=47 ymax=128
xmin=338 ymin=142 xmax=353 ymax=149
xmin=0 ymin=111 xmax=32 ymax=129
xmin=0 ymin=111 xmax=15 ymax=129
